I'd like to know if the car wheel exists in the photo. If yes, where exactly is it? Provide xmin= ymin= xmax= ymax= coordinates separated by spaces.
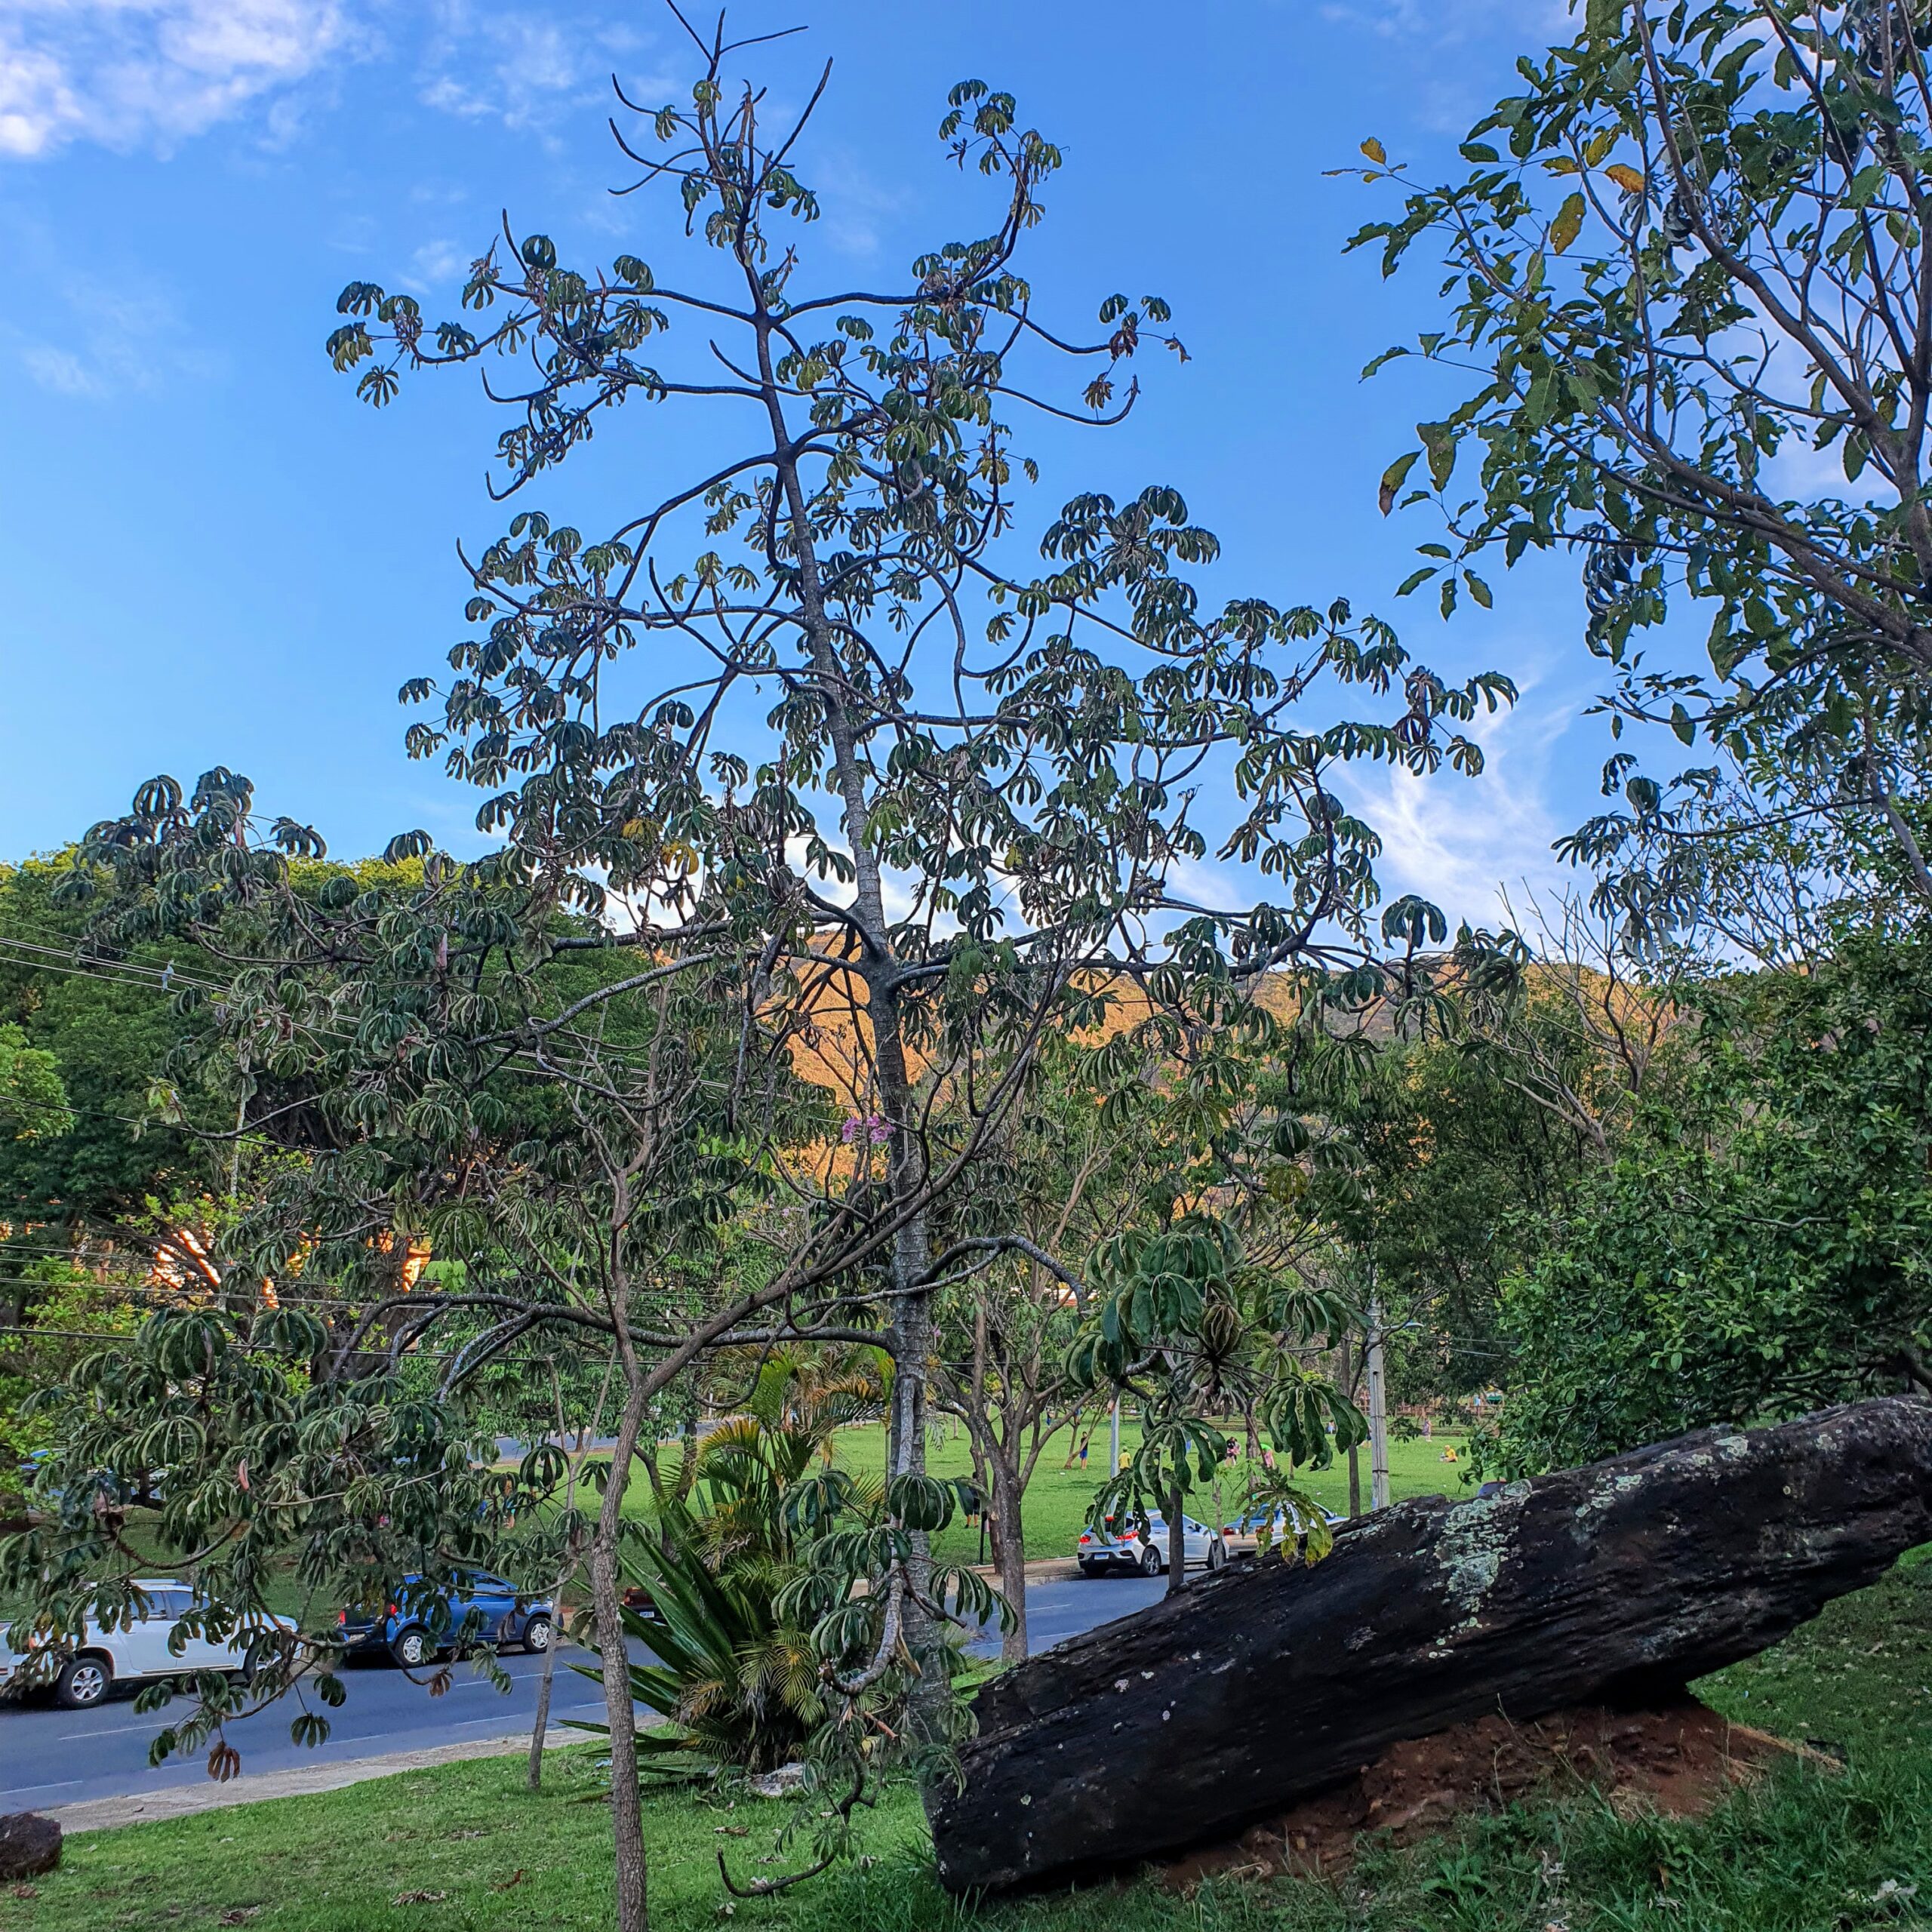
xmin=391 ymin=1626 xmax=435 ymax=1669
xmin=1206 ymin=1539 xmax=1227 ymax=1572
xmin=55 ymin=1654 xmax=111 ymax=1709
xmin=521 ymin=1614 xmax=553 ymax=1654
xmin=1140 ymin=1545 xmax=1164 ymax=1577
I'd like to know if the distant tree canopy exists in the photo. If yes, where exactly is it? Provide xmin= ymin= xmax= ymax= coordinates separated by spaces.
xmin=0 ymin=858 xmax=211 ymax=1238
xmin=1494 ymin=931 xmax=1932 ymax=1472
xmin=1317 ymin=1026 xmax=1599 ymax=1411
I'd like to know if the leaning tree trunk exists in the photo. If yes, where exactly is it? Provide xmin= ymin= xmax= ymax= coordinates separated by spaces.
xmin=527 ymin=1635 xmax=558 ymax=1792
xmin=928 ymin=1395 xmax=1932 ymax=1895
xmin=531 ymin=1401 xmax=598 ymax=1792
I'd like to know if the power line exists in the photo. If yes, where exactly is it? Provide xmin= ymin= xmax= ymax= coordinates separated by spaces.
xmin=0 ymin=931 xmax=225 ymax=992
xmin=0 ymin=944 xmax=650 ymax=1085
xmin=0 ymin=1089 xmax=183 ymax=1135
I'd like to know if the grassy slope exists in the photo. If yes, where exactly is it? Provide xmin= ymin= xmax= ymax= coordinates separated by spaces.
xmin=13 ymin=1552 xmax=1930 ymax=1932
xmin=624 ymin=1422 xmax=1476 ymax=1568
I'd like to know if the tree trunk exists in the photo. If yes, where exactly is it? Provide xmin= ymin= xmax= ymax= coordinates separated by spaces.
xmin=1338 ymin=1334 xmax=1361 ymax=1518
xmin=1164 ymin=1477 xmax=1186 ymax=1598
xmin=764 ymin=330 xmax=965 ymax=1744
xmin=991 ymin=1451 xmax=1029 ymax=1664
xmin=591 ymin=1378 xmax=654 ymax=1932
xmin=928 ymin=1396 xmax=1932 ymax=1894
xmin=527 ymin=1636 xmax=558 ymax=1792
xmin=531 ymin=1395 xmax=596 ymax=1793
xmin=1365 ymin=1292 xmax=1390 ymax=1511
xmin=869 ymin=974 xmax=949 ymax=1734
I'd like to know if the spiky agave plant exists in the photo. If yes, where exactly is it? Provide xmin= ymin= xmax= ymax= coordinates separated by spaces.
xmin=580 ymin=1349 xmax=892 ymax=1775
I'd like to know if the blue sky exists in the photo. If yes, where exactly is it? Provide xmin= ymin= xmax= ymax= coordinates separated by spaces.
xmin=0 ymin=0 xmax=1611 ymax=929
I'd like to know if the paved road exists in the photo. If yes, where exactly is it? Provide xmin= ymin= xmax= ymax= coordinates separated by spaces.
xmin=970 ymin=1572 xmax=1168 ymax=1657
xmin=0 ymin=1647 xmax=611 ymax=1814
xmin=0 ymin=1573 xmax=1175 ymax=1811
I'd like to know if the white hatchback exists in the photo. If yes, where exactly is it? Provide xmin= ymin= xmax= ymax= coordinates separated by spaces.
xmin=1 ymin=1581 xmax=287 ymax=1710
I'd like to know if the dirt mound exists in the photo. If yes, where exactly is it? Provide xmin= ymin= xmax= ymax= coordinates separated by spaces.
xmin=1161 ymin=1700 xmax=1826 ymax=1887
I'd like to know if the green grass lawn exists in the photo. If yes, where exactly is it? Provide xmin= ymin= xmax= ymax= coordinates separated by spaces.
xmin=14 ymin=1552 xmax=1929 ymax=1932
xmin=624 ymin=1421 xmax=1475 ymax=1569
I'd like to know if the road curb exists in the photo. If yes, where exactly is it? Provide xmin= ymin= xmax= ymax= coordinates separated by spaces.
xmin=47 ymin=1728 xmax=580 ymax=1835
xmin=968 ymin=1558 xmax=1080 ymax=1583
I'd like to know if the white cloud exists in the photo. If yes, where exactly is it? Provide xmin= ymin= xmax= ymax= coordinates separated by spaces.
xmin=405 ymin=236 xmax=470 ymax=291
xmin=1318 ymin=0 xmax=1568 ymax=42
xmin=19 ymin=341 xmax=97 ymax=395
xmin=13 ymin=269 xmax=211 ymax=398
xmin=806 ymin=147 xmax=912 ymax=263
xmin=0 ymin=0 xmax=352 ymax=158
xmin=419 ymin=5 xmax=664 ymax=137
xmin=1318 ymin=0 xmax=1573 ymax=134
xmin=1764 ymin=430 xmax=1866 ymax=503
xmin=1332 ymin=676 xmax=1585 ymax=928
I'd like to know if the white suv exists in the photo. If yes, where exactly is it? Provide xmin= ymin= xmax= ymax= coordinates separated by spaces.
xmin=2 ymin=1582 xmax=286 ymax=1710
xmin=1076 ymin=1512 xmax=1226 ymax=1577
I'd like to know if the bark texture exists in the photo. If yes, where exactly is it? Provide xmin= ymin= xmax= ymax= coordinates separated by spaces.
xmin=928 ymin=1396 xmax=1932 ymax=1894
xmin=0 ymin=1813 xmax=60 ymax=1879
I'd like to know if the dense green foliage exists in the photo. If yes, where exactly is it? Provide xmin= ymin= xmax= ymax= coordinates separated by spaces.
xmin=1497 ymin=934 xmax=1932 ymax=1470
xmin=1312 ymin=1023 xmax=1599 ymax=1411
xmin=0 ymin=858 xmax=210 ymax=1238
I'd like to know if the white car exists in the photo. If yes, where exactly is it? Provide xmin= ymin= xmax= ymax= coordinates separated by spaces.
xmin=1077 ymin=1512 xmax=1225 ymax=1577
xmin=1220 ymin=1503 xmax=1347 ymax=1554
xmin=2 ymin=1581 xmax=287 ymax=1710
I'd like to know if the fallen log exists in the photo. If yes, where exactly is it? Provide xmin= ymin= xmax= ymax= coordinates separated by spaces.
xmin=928 ymin=1395 xmax=1932 ymax=1894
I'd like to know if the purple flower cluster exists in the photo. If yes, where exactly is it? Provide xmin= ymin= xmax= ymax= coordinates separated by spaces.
xmin=840 ymin=1112 xmax=892 ymax=1145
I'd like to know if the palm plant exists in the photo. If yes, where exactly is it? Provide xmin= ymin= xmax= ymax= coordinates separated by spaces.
xmin=586 ymin=1349 xmax=890 ymax=1776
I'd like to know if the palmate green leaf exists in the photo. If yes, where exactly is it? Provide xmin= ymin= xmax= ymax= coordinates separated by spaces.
xmin=355 ymin=365 xmax=399 ymax=407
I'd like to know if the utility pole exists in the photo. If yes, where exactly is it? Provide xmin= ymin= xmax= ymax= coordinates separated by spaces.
xmin=1365 ymin=1289 xmax=1390 ymax=1512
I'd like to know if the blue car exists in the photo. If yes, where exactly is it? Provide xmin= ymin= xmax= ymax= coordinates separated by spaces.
xmin=337 ymin=1571 xmax=553 ymax=1668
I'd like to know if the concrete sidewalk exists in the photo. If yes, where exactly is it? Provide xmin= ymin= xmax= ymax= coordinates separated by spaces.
xmin=49 ymin=1729 xmax=580 ymax=1835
